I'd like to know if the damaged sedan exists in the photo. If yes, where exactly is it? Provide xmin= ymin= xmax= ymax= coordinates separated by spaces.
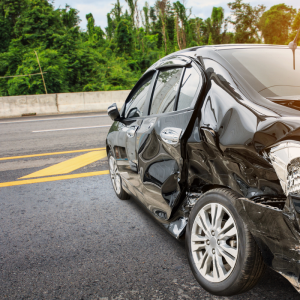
xmin=106 ymin=43 xmax=300 ymax=296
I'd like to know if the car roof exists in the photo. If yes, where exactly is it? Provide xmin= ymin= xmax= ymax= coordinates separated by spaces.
xmin=143 ymin=43 xmax=300 ymax=119
xmin=184 ymin=44 xmax=290 ymax=52
xmin=145 ymin=44 xmax=291 ymax=73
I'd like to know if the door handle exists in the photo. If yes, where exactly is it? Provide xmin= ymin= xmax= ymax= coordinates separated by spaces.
xmin=160 ymin=127 xmax=182 ymax=145
xmin=126 ymin=126 xmax=138 ymax=138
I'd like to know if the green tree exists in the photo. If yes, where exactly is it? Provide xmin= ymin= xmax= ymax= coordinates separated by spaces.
xmin=143 ymin=3 xmax=150 ymax=34
xmin=105 ymin=13 xmax=116 ymax=40
xmin=228 ymin=0 xmax=265 ymax=43
xmin=7 ymin=49 xmax=68 ymax=95
xmin=115 ymin=19 xmax=133 ymax=55
xmin=13 ymin=0 xmax=64 ymax=48
xmin=0 ymin=0 xmax=28 ymax=52
xmin=173 ymin=1 xmax=189 ymax=49
xmin=211 ymin=7 xmax=224 ymax=44
xmin=112 ymin=0 xmax=122 ymax=22
xmin=60 ymin=5 xmax=80 ymax=29
xmin=208 ymin=33 xmax=213 ymax=45
xmin=86 ymin=13 xmax=105 ymax=43
xmin=290 ymin=10 xmax=300 ymax=45
xmin=259 ymin=4 xmax=296 ymax=44
xmin=188 ymin=17 xmax=204 ymax=46
xmin=200 ymin=17 xmax=212 ymax=45
xmin=0 ymin=7 xmax=13 ymax=53
xmin=125 ymin=0 xmax=136 ymax=27
xmin=158 ymin=0 xmax=168 ymax=53
xmin=0 ymin=0 xmax=27 ymax=26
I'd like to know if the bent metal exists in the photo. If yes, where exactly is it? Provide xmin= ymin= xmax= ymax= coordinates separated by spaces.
xmin=106 ymin=44 xmax=300 ymax=296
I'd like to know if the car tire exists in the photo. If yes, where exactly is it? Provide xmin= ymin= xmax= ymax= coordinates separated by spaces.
xmin=108 ymin=151 xmax=130 ymax=200
xmin=185 ymin=188 xmax=265 ymax=296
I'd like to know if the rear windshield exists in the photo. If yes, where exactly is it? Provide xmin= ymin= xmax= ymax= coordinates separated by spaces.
xmin=220 ymin=48 xmax=300 ymax=98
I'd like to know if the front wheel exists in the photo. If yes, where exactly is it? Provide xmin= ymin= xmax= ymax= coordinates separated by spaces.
xmin=186 ymin=188 xmax=265 ymax=296
xmin=108 ymin=151 xmax=130 ymax=200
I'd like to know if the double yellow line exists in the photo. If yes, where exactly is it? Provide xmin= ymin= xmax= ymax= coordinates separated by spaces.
xmin=0 ymin=147 xmax=106 ymax=161
xmin=0 ymin=171 xmax=109 ymax=188
xmin=0 ymin=148 xmax=109 ymax=188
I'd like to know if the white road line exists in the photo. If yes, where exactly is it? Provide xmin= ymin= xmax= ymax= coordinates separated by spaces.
xmin=32 ymin=125 xmax=111 ymax=133
xmin=0 ymin=114 xmax=109 ymax=124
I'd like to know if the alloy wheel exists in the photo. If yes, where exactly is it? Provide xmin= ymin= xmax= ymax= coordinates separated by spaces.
xmin=109 ymin=155 xmax=121 ymax=194
xmin=191 ymin=203 xmax=238 ymax=283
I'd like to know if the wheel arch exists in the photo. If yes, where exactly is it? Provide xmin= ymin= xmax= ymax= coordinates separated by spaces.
xmin=189 ymin=182 xmax=243 ymax=198
xmin=200 ymin=184 xmax=236 ymax=195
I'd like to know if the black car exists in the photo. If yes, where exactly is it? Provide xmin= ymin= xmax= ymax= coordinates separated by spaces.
xmin=106 ymin=44 xmax=300 ymax=296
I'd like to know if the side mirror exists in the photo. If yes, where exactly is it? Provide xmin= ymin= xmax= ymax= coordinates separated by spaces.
xmin=107 ymin=103 xmax=120 ymax=121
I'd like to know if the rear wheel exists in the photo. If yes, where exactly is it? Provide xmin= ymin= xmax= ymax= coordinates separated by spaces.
xmin=186 ymin=188 xmax=265 ymax=296
xmin=108 ymin=151 xmax=130 ymax=200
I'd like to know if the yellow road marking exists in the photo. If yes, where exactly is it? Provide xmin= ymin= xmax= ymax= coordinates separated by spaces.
xmin=21 ymin=150 xmax=107 ymax=179
xmin=32 ymin=125 xmax=111 ymax=132
xmin=0 ymin=147 xmax=106 ymax=161
xmin=0 ymin=170 xmax=109 ymax=188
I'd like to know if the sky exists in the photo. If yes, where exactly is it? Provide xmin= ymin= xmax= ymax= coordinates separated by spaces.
xmin=52 ymin=0 xmax=300 ymax=31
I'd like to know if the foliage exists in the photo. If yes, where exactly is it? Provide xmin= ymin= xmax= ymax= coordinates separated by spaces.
xmin=0 ymin=0 xmax=299 ymax=96
xmin=211 ymin=7 xmax=225 ymax=44
xmin=7 ymin=49 xmax=68 ymax=95
xmin=116 ymin=19 xmax=133 ymax=55
xmin=290 ymin=10 xmax=300 ymax=45
xmin=259 ymin=4 xmax=296 ymax=44
xmin=228 ymin=0 xmax=266 ymax=43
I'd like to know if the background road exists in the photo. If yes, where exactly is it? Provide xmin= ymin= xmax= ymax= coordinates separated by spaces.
xmin=0 ymin=113 xmax=299 ymax=299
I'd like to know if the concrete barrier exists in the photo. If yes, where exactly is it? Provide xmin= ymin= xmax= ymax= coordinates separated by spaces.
xmin=0 ymin=94 xmax=58 ymax=118
xmin=0 ymin=90 xmax=131 ymax=118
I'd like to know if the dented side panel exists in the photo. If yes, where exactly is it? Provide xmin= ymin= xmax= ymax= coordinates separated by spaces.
xmin=234 ymin=198 xmax=300 ymax=291
xmin=136 ymin=110 xmax=193 ymax=220
xmin=187 ymin=57 xmax=284 ymax=198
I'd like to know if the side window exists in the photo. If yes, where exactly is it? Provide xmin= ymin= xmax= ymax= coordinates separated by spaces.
xmin=177 ymin=66 xmax=201 ymax=111
xmin=125 ymin=73 xmax=154 ymax=118
xmin=150 ymin=68 xmax=183 ymax=115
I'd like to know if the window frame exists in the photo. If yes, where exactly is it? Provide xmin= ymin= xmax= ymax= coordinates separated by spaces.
xmin=176 ymin=62 xmax=204 ymax=112
xmin=121 ymin=70 xmax=157 ymax=119
xmin=148 ymin=67 xmax=185 ymax=116
xmin=147 ymin=61 xmax=204 ymax=117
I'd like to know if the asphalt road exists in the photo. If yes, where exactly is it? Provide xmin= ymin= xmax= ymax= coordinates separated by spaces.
xmin=1 ymin=113 xmax=300 ymax=299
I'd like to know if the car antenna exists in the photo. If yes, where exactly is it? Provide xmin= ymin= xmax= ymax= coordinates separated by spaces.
xmin=289 ymin=26 xmax=300 ymax=70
